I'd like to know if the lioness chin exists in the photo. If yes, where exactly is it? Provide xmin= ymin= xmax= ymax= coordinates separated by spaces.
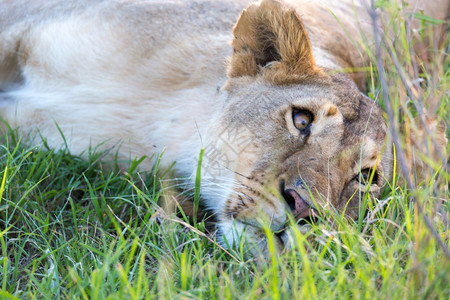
xmin=0 ymin=0 xmax=447 ymax=257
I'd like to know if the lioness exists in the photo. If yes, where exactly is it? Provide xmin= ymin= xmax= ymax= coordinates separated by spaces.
xmin=0 ymin=0 xmax=447 ymax=255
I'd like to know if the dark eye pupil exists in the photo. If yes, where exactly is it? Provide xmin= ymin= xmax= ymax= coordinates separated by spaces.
xmin=358 ymin=168 xmax=378 ymax=184
xmin=293 ymin=110 xmax=313 ymax=130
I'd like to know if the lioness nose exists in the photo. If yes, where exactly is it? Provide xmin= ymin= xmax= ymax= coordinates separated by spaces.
xmin=282 ymin=188 xmax=317 ymax=221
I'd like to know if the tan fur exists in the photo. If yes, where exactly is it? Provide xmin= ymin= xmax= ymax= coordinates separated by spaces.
xmin=0 ymin=0 xmax=447 ymax=256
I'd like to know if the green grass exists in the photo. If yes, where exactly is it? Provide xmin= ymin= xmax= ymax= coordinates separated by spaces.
xmin=0 ymin=3 xmax=449 ymax=299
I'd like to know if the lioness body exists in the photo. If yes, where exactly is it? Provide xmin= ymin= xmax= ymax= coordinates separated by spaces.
xmin=0 ymin=0 xmax=447 ymax=254
xmin=0 ymin=0 xmax=367 ymax=158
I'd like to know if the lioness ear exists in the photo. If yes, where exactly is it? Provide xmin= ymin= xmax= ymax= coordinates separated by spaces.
xmin=228 ymin=0 xmax=323 ymax=84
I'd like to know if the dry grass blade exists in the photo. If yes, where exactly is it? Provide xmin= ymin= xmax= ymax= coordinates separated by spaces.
xmin=369 ymin=0 xmax=449 ymax=259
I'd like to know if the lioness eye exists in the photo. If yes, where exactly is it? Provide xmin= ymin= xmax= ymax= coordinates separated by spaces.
xmin=357 ymin=168 xmax=378 ymax=184
xmin=293 ymin=110 xmax=313 ymax=130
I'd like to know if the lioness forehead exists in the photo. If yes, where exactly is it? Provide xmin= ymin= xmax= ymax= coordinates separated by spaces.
xmin=223 ymin=73 xmax=382 ymax=129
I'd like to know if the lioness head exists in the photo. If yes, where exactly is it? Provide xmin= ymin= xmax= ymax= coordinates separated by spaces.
xmin=200 ymin=0 xmax=393 ymax=254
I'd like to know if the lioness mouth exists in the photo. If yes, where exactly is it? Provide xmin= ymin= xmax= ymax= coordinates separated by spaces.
xmin=274 ymin=188 xmax=318 ymax=246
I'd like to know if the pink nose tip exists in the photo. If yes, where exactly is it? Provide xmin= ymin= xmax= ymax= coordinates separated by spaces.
xmin=284 ymin=189 xmax=317 ymax=221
